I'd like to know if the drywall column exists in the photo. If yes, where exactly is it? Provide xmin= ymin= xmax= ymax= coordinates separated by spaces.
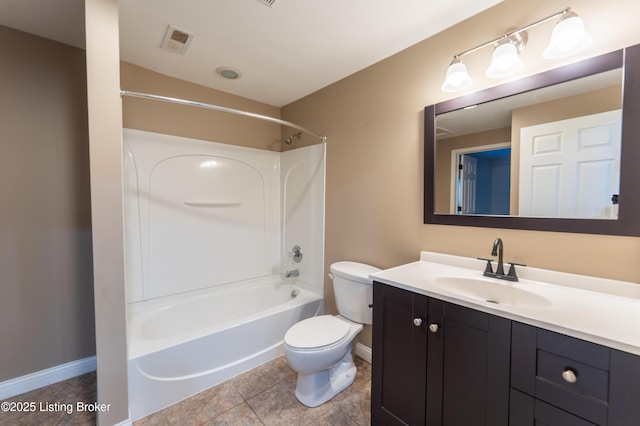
xmin=85 ymin=0 xmax=129 ymax=424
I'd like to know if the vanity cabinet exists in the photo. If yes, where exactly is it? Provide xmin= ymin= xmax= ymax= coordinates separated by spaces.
xmin=372 ymin=282 xmax=640 ymax=426
xmin=371 ymin=282 xmax=511 ymax=426
xmin=510 ymin=322 xmax=640 ymax=426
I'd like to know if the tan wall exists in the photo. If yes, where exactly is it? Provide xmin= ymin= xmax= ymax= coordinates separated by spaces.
xmin=282 ymin=0 xmax=640 ymax=348
xmin=120 ymin=62 xmax=282 ymax=151
xmin=0 ymin=25 xmax=95 ymax=381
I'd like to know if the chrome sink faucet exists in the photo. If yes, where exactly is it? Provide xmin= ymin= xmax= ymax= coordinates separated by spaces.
xmin=478 ymin=238 xmax=526 ymax=282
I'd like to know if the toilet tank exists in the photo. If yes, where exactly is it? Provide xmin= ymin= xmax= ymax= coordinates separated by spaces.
xmin=330 ymin=261 xmax=381 ymax=325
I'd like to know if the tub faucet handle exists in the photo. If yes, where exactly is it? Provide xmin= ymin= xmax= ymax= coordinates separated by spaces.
xmin=289 ymin=245 xmax=303 ymax=263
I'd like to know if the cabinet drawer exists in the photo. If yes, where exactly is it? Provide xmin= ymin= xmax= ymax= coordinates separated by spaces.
xmin=537 ymin=350 xmax=608 ymax=400
xmin=511 ymin=323 xmax=610 ymax=425
xmin=538 ymin=328 xmax=609 ymax=369
xmin=510 ymin=388 xmax=598 ymax=426
xmin=536 ymin=350 xmax=608 ymax=424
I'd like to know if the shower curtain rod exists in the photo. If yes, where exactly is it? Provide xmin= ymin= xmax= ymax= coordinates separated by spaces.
xmin=120 ymin=90 xmax=327 ymax=143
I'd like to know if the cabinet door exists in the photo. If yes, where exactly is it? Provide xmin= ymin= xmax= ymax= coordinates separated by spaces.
xmin=372 ymin=282 xmax=429 ymax=425
xmin=607 ymin=349 xmax=640 ymax=425
xmin=427 ymin=300 xmax=511 ymax=426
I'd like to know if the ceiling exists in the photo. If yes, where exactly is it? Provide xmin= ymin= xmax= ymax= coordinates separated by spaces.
xmin=0 ymin=0 xmax=86 ymax=50
xmin=0 ymin=0 xmax=503 ymax=107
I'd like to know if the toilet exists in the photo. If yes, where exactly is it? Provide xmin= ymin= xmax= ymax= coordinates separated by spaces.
xmin=284 ymin=261 xmax=380 ymax=407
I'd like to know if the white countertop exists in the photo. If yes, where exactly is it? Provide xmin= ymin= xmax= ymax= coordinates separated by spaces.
xmin=370 ymin=251 xmax=640 ymax=356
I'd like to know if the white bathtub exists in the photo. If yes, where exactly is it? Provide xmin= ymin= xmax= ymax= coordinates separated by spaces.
xmin=127 ymin=275 xmax=323 ymax=420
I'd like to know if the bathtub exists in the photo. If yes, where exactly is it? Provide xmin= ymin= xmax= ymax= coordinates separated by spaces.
xmin=127 ymin=275 xmax=323 ymax=420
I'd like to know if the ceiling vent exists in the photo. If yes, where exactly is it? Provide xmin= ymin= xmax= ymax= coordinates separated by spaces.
xmin=160 ymin=25 xmax=194 ymax=55
xmin=257 ymin=0 xmax=277 ymax=7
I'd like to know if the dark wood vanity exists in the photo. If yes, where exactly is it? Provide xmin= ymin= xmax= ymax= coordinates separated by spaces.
xmin=371 ymin=282 xmax=510 ymax=425
xmin=371 ymin=282 xmax=640 ymax=426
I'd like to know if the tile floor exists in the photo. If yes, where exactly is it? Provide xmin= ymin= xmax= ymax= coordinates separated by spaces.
xmin=135 ymin=356 xmax=371 ymax=426
xmin=0 ymin=356 xmax=371 ymax=426
xmin=0 ymin=371 xmax=97 ymax=426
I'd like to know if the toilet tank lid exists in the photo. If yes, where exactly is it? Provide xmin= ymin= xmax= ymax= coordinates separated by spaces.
xmin=330 ymin=261 xmax=381 ymax=284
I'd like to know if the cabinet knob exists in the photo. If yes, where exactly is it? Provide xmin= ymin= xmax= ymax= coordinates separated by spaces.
xmin=428 ymin=323 xmax=439 ymax=333
xmin=562 ymin=368 xmax=578 ymax=384
xmin=413 ymin=318 xmax=423 ymax=327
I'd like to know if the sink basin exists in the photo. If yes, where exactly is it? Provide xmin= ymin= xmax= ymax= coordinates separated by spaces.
xmin=430 ymin=277 xmax=552 ymax=308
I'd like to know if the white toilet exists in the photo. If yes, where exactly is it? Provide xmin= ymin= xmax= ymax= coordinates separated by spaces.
xmin=284 ymin=261 xmax=380 ymax=407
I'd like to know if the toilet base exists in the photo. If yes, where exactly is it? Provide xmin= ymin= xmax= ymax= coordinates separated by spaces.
xmin=294 ymin=349 xmax=357 ymax=408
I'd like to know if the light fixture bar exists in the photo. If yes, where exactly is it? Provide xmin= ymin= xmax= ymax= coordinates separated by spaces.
xmin=452 ymin=7 xmax=571 ymax=59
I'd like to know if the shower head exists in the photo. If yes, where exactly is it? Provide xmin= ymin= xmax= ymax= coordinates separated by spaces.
xmin=284 ymin=132 xmax=302 ymax=145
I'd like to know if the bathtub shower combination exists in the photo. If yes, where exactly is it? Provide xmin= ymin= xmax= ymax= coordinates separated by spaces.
xmin=123 ymin=129 xmax=325 ymax=419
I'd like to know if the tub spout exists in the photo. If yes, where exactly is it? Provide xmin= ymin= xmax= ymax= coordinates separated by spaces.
xmin=285 ymin=269 xmax=299 ymax=278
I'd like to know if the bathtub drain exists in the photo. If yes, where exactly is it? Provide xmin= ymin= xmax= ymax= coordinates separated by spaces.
xmin=291 ymin=289 xmax=299 ymax=299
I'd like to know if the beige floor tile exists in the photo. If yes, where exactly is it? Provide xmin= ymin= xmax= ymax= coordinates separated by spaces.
xmin=132 ymin=410 xmax=172 ymax=426
xmin=230 ymin=357 xmax=296 ymax=400
xmin=301 ymin=402 xmax=361 ymax=426
xmin=204 ymin=402 xmax=263 ymax=426
xmin=247 ymin=380 xmax=334 ymax=426
xmin=0 ymin=372 xmax=97 ymax=426
xmin=134 ymin=381 xmax=245 ymax=425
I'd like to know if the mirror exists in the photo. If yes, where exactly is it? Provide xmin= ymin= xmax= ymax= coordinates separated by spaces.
xmin=424 ymin=44 xmax=640 ymax=236
xmin=436 ymin=69 xmax=622 ymax=219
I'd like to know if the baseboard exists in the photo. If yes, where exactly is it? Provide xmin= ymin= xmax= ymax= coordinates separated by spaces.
xmin=0 ymin=356 xmax=96 ymax=400
xmin=354 ymin=342 xmax=372 ymax=364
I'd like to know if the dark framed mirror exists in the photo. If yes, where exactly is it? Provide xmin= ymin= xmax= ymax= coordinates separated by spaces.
xmin=424 ymin=44 xmax=640 ymax=236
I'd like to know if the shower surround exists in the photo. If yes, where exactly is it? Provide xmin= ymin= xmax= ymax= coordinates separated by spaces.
xmin=122 ymin=129 xmax=325 ymax=419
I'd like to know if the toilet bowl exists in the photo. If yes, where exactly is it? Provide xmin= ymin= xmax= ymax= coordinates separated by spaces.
xmin=284 ymin=261 xmax=380 ymax=407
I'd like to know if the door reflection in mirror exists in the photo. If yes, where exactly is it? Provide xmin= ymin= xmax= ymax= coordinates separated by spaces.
xmin=518 ymin=110 xmax=621 ymax=219
xmin=454 ymin=147 xmax=511 ymax=215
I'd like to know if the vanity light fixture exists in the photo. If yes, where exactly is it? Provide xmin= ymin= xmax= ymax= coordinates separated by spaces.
xmin=441 ymin=58 xmax=473 ymax=92
xmin=485 ymin=32 xmax=526 ymax=78
xmin=543 ymin=11 xmax=592 ymax=59
xmin=441 ymin=7 xmax=592 ymax=92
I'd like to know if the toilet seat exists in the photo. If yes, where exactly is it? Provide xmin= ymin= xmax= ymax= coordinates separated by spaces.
xmin=284 ymin=315 xmax=350 ymax=350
